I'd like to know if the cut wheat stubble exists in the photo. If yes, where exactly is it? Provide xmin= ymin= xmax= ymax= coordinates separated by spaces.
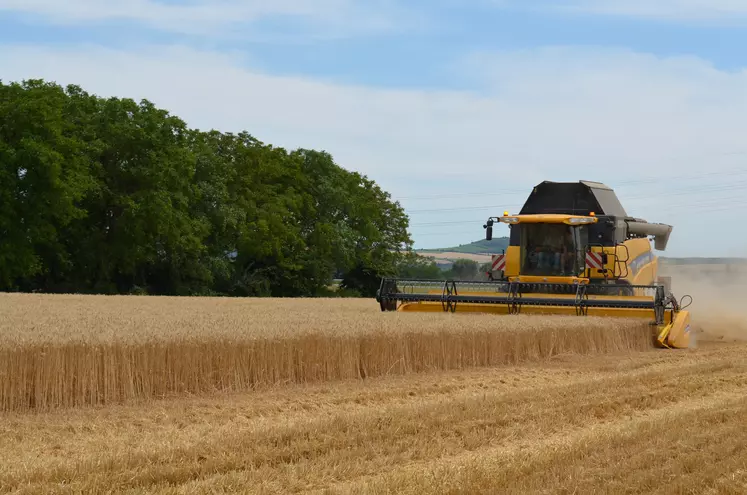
xmin=0 ymin=294 xmax=654 ymax=412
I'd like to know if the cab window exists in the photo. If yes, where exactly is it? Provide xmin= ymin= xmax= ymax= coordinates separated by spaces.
xmin=521 ymin=223 xmax=576 ymax=276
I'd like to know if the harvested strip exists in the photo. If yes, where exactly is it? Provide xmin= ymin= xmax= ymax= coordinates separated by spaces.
xmin=1 ymin=343 xmax=744 ymax=494
xmin=332 ymin=393 xmax=747 ymax=495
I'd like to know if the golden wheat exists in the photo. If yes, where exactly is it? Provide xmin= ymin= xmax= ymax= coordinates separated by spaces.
xmin=0 ymin=293 xmax=653 ymax=412
xmin=0 ymin=341 xmax=744 ymax=494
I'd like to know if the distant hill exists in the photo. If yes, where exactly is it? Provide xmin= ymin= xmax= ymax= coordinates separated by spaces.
xmin=416 ymin=238 xmax=746 ymax=266
xmin=416 ymin=237 xmax=510 ymax=256
xmin=414 ymin=238 xmax=509 ymax=270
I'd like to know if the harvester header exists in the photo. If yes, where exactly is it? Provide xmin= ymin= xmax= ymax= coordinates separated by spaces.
xmin=376 ymin=180 xmax=693 ymax=349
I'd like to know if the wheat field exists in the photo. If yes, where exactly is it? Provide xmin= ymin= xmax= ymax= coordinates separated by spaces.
xmin=0 ymin=293 xmax=652 ymax=412
xmin=1 ymin=278 xmax=746 ymax=494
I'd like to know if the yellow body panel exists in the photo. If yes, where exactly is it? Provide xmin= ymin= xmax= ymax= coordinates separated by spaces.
xmin=656 ymin=310 xmax=692 ymax=349
xmin=504 ymin=245 xmax=521 ymax=277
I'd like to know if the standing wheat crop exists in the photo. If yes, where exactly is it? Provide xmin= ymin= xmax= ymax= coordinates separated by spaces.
xmin=0 ymin=294 xmax=654 ymax=412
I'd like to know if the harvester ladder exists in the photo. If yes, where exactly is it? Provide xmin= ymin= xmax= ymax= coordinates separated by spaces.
xmin=585 ymin=243 xmax=630 ymax=280
xmin=614 ymin=243 xmax=630 ymax=279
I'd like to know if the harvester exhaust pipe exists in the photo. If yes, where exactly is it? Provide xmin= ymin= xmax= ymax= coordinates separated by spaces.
xmin=626 ymin=220 xmax=673 ymax=251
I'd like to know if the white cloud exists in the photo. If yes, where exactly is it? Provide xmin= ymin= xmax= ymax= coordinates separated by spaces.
xmin=0 ymin=0 xmax=413 ymax=38
xmin=555 ymin=0 xmax=747 ymax=22
xmin=1 ymin=42 xmax=747 ymax=255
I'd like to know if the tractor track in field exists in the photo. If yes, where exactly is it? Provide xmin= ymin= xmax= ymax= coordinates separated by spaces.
xmin=0 ymin=340 xmax=744 ymax=494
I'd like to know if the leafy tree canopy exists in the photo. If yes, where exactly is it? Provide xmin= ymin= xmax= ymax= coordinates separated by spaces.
xmin=0 ymin=79 xmax=412 ymax=296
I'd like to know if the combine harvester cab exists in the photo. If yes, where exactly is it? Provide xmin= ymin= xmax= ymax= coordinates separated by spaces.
xmin=376 ymin=180 xmax=694 ymax=349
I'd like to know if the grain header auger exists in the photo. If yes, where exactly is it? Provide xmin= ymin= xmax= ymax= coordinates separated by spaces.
xmin=376 ymin=180 xmax=695 ymax=349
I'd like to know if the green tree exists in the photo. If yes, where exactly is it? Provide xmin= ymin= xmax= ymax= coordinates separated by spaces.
xmin=0 ymin=79 xmax=414 ymax=298
xmin=338 ymin=173 xmax=412 ymax=297
xmin=396 ymin=252 xmax=445 ymax=279
xmin=0 ymin=80 xmax=95 ymax=290
xmin=66 ymin=96 xmax=210 ymax=295
xmin=293 ymin=149 xmax=412 ymax=297
xmin=224 ymin=134 xmax=311 ymax=296
xmin=447 ymin=259 xmax=479 ymax=280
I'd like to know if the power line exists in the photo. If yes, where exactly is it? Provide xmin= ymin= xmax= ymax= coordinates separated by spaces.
xmin=406 ymin=204 xmax=519 ymax=214
xmin=404 ymin=176 xmax=747 ymax=242
xmin=393 ymin=166 xmax=747 ymax=202
xmin=407 ymin=194 xmax=747 ymax=231
xmin=402 ymin=180 xmax=747 ymax=216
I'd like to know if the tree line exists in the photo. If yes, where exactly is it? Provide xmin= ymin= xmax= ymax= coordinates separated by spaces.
xmin=397 ymin=256 xmax=495 ymax=281
xmin=0 ymin=79 xmax=416 ymax=297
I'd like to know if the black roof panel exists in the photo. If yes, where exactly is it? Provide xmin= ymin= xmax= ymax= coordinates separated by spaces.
xmin=519 ymin=180 xmax=628 ymax=217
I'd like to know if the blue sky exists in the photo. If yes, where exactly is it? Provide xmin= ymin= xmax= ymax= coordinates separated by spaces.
xmin=2 ymin=0 xmax=747 ymax=257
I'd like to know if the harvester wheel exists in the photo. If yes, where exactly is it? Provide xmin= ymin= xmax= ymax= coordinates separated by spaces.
xmin=379 ymin=298 xmax=397 ymax=312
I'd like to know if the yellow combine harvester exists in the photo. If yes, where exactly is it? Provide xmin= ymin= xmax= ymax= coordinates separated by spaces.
xmin=376 ymin=180 xmax=694 ymax=349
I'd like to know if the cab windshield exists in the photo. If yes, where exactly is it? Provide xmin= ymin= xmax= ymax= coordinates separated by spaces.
xmin=521 ymin=223 xmax=579 ymax=276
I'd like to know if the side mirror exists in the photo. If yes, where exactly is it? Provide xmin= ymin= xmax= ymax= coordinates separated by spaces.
xmin=484 ymin=219 xmax=494 ymax=241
